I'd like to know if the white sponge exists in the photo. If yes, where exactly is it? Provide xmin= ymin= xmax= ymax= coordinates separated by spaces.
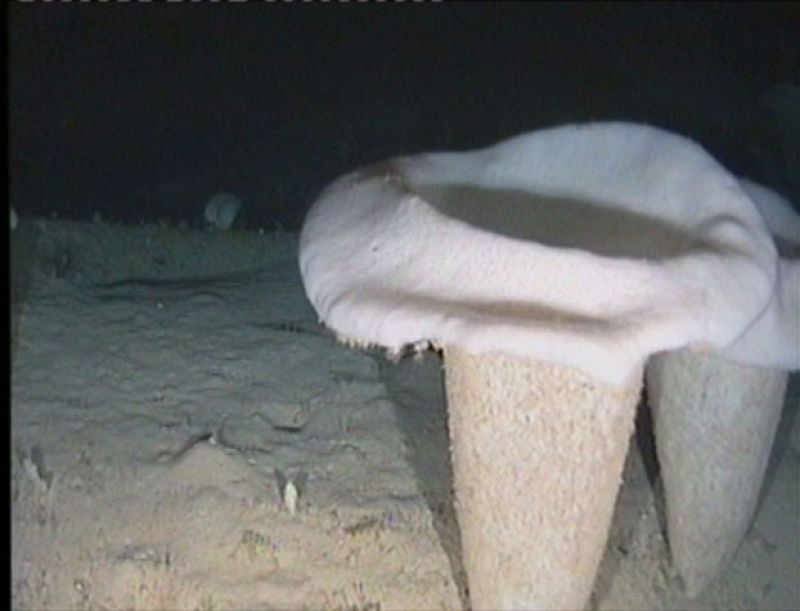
xmin=203 ymin=192 xmax=242 ymax=231
xmin=299 ymin=122 xmax=778 ymax=386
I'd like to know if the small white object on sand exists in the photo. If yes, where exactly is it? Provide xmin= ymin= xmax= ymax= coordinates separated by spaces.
xmin=283 ymin=479 xmax=298 ymax=515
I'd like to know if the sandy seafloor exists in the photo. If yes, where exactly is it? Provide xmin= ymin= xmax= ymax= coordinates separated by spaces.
xmin=10 ymin=219 xmax=800 ymax=611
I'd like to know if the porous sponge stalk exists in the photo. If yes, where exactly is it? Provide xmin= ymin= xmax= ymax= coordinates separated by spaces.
xmin=647 ymin=349 xmax=788 ymax=596
xmin=444 ymin=347 xmax=642 ymax=611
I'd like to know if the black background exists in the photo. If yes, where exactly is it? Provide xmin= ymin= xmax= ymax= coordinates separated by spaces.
xmin=9 ymin=2 xmax=799 ymax=230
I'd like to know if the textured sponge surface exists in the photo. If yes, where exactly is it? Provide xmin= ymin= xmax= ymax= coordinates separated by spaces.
xmin=300 ymin=123 xmax=777 ymax=385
